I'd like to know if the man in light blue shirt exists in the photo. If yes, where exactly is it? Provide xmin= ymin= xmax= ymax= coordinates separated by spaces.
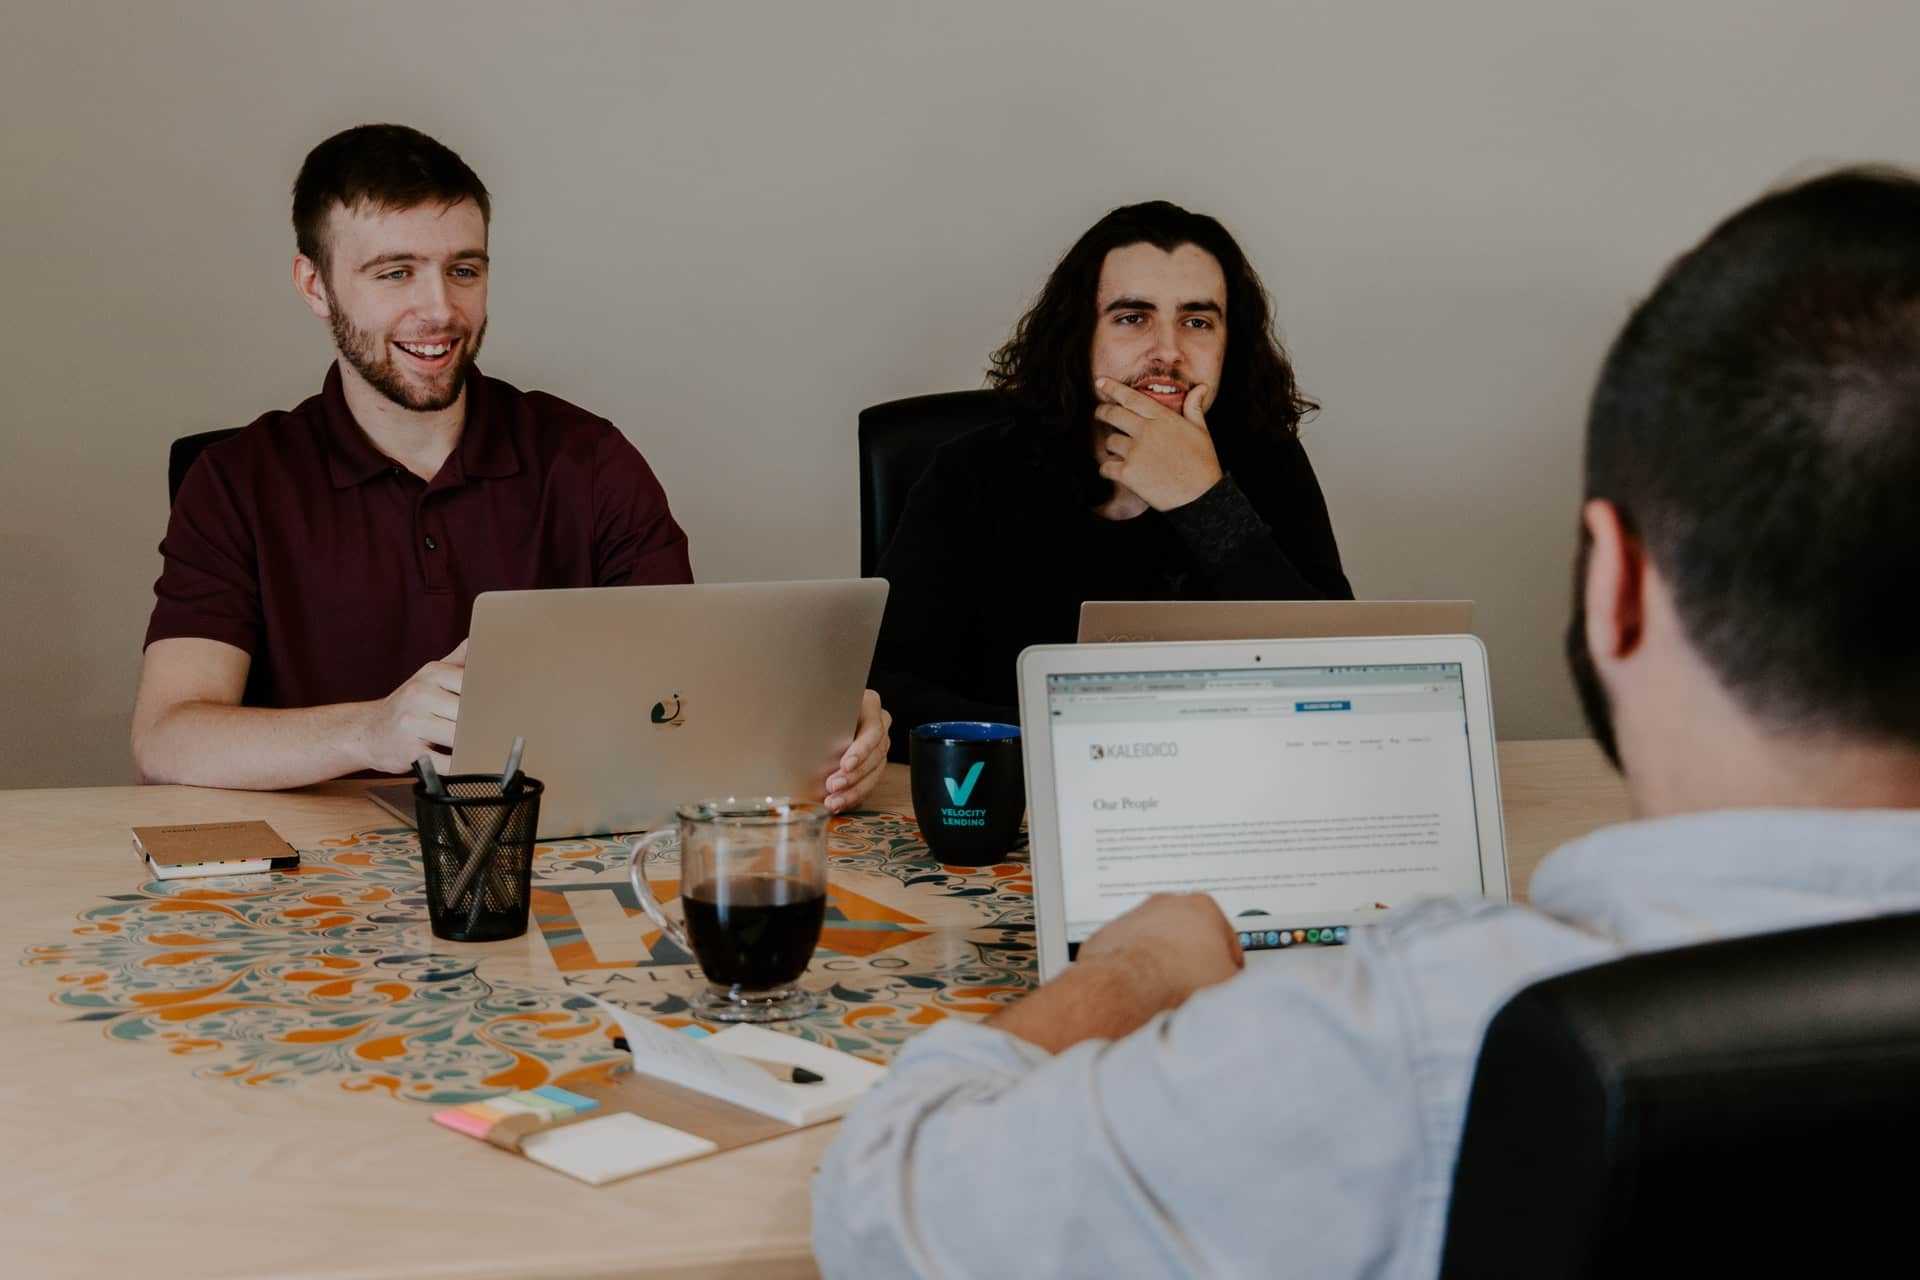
xmin=813 ymin=167 xmax=1920 ymax=1277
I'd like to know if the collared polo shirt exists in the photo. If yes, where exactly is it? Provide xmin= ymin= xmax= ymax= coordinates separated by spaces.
xmin=146 ymin=364 xmax=692 ymax=710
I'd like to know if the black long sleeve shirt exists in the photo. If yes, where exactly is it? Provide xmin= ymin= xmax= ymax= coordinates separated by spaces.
xmin=870 ymin=414 xmax=1352 ymax=760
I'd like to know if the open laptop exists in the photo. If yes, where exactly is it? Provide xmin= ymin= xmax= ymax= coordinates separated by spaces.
xmin=1077 ymin=599 xmax=1474 ymax=644
xmin=368 ymin=579 xmax=888 ymax=839
xmin=1017 ymin=635 xmax=1508 ymax=980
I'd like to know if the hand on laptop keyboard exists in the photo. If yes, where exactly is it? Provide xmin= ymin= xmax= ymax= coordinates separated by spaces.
xmin=1077 ymin=892 xmax=1246 ymax=1012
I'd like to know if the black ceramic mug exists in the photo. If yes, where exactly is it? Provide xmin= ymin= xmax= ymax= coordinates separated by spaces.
xmin=909 ymin=721 xmax=1025 ymax=866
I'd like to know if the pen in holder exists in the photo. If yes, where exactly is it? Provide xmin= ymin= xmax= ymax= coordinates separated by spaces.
xmin=415 ymin=764 xmax=543 ymax=943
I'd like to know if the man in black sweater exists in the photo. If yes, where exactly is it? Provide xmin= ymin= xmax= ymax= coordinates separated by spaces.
xmin=871 ymin=201 xmax=1352 ymax=759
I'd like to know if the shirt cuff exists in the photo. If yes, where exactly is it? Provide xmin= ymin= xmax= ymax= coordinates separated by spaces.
xmin=1162 ymin=473 xmax=1269 ymax=566
xmin=143 ymin=613 xmax=261 ymax=657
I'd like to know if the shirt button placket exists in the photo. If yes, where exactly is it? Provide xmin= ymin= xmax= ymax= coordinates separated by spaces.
xmin=417 ymin=497 xmax=449 ymax=593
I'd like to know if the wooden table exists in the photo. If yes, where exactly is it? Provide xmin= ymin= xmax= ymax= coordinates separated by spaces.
xmin=3 ymin=742 xmax=1627 ymax=1279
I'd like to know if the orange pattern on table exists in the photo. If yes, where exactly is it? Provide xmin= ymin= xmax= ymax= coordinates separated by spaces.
xmin=25 ymin=813 xmax=1037 ymax=1104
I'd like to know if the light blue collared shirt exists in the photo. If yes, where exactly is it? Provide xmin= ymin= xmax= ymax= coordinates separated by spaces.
xmin=813 ymin=810 xmax=1920 ymax=1277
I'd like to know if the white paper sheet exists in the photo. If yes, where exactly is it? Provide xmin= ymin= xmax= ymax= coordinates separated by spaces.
xmin=591 ymin=997 xmax=885 ymax=1126
xmin=520 ymin=1113 xmax=717 ymax=1185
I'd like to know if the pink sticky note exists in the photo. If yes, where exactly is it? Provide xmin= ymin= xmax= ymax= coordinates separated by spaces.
xmin=433 ymin=1107 xmax=496 ymax=1141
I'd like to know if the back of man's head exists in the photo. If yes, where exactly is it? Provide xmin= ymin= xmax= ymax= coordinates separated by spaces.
xmin=1586 ymin=166 xmax=1920 ymax=747
xmin=292 ymin=124 xmax=491 ymax=278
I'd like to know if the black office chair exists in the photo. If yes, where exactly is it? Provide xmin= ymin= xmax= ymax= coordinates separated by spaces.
xmin=168 ymin=428 xmax=241 ymax=505
xmin=1439 ymin=909 xmax=1920 ymax=1277
xmin=857 ymin=390 xmax=1013 ymax=577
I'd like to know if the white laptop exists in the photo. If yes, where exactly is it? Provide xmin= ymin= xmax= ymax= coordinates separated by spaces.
xmin=368 ymin=579 xmax=888 ymax=839
xmin=1018 ymin=635 xmax=1509 ymax=980
xmin=1077 ymin=599 xmax=1474 ymax=644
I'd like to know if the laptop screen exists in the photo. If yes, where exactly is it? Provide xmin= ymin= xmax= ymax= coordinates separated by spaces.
xmin=1044 ymin=661 xmax=1488 ymax=953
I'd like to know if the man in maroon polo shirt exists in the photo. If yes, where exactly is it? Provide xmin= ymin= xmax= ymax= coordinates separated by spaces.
xmin=131 ymin=124 xmax=890 ymax=806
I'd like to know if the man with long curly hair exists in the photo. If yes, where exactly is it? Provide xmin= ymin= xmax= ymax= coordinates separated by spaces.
xmin=869 ymin=202 xmax=1352 ymax=757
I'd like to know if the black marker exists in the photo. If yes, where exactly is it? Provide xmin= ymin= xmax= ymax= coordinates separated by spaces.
xmin=610 ymin=1034 xmax=822 ymax=1085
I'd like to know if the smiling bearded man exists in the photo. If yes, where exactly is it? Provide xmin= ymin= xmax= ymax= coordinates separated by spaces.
xmin=132 ymin=123 xmax=892 ymax=809
xmin=325 ymin=258 xmax=486 ymax=413
xmin=867 ymin=200 xmax=1353 ymax=759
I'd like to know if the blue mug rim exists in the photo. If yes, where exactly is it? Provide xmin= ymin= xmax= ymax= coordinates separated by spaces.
xmin=912 ymin=720 xmax=1021 ymax=743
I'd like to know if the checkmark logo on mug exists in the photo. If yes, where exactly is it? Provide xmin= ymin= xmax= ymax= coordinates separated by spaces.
xmin=944 ymin=761 xmax=985 ymax=807
xmin=911 ymin=722 xmax=1022 ymax=866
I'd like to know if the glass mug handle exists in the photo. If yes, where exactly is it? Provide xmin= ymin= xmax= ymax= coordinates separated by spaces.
xmin=626 ymin=828 xmax=692 ymax=954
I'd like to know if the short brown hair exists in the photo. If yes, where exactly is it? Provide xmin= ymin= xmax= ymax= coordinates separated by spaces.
xmin=291 ymin=123 xmax=491 ymax=274
xmin=1575 ymin=165 xmax=1920 ymax=749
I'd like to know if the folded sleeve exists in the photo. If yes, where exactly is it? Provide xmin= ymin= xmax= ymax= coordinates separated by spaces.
xmin=144 ymin=449 xmax=264 ymax=655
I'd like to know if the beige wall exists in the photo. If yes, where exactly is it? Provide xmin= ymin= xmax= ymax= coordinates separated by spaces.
xmin=4 ymin=1 xmax=1917 ymax=787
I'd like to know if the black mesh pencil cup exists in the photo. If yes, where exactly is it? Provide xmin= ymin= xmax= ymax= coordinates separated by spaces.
xmin=414 ymin=774 xmax=544 ymax=942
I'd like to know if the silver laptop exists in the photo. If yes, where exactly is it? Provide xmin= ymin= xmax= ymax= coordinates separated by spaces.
xmin=1077 ymin=599 xmax=1474 ymax=644
xmin=368 ymin=579 xmax=888 ymax=839
xmin=1017 ymin=635 xmax=1509 ymax=980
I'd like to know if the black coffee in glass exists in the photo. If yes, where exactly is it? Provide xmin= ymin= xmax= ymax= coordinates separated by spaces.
xmin=628 ymin=798 xmax=831 ymax=1022
xmin=681 ymin=875 xmax=827 ymax=991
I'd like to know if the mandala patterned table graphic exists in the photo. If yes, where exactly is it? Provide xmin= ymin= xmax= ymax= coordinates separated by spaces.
xmin=24 ymin=814 xmax=1035 ymax=1105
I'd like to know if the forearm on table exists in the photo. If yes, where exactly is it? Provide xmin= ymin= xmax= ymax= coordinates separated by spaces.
xmin=1164 ymin=476 xmax=1330 ymax=596
xmin=133 ymin=699 xmax=377 ymax=790
xmin=988 ymin=953 xmax=1176 ymax=1053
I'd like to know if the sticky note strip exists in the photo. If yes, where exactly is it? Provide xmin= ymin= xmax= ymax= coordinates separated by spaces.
xmin=431 ymin=1090 xmax=601 ymax=1149
xmin=531 ymin=1086 xmax=599 ymax=1111
xmin=432 ymin=1108 xmax=495 ymax=1140
xmin=507 ymin=1091 xmax=572 ymax=1120
xmin=521 ymin=1113 xmax=718 ymax=1186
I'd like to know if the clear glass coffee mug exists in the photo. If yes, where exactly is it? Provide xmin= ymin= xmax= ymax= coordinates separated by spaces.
xmin=626 ymin=798 xmax=831 ymax=1022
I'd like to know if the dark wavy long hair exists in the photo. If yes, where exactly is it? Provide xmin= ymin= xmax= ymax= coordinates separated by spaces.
xmin=987 ymin=201 xmax=1318 ymax=462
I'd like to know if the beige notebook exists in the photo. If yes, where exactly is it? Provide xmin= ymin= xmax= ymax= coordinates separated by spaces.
xmin=132 ymin=820 xmax=299 ymax=879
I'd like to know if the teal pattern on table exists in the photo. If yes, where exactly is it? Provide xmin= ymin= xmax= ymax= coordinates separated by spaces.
xmin=23 ymin=814 xmax=1034 ymax=1105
